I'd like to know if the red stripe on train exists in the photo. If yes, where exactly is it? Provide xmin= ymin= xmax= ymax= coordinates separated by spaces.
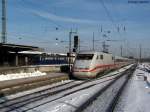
xmin=73 ymin=64 xmax=117 ymax=72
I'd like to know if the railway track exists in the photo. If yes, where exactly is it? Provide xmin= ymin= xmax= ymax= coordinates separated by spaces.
xmin=80 ymin=64 xmax=136 ymax=112
xmin=0 ymin=73 xmax=69 ymax=96
xmin=0 ymin=64 xmax=135 ymax=112
xmin=107 ymin=65 xmax=136 ymax=112
xmin=0 ymin=75 xmax=123 ymax=112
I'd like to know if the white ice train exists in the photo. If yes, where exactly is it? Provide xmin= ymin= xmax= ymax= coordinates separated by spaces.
xmin=72 ymin=51 xmax=133 ymax=79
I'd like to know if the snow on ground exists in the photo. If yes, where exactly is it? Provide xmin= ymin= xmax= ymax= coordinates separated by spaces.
xmin=83 ymin=71 xmax=128 ymax=112
xmin=15 ymin=64 xmax=133 ymax=112
xmin=114 ymin=63 xmax=150 ymax=112
xmin=12 ymin=76 xmax=114 ymax=112
xmin=0 ymin=64 xmax=133 ymax=112
xmin=0 ymin=80 xmax=72 ymax=103
xmin=26 ymin=78 xmax=112 ymax=112
xmin=136 ymin=63 xmax=150 ymax=83
xmin=0 ymin=71 xmax=46 ymax=81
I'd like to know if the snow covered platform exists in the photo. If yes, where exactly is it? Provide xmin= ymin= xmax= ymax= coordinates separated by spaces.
xmin=0 ymin=71 xmax=46 ymax=81
xmin=0 ymin=72 xmax=68 ymax=90
xmin=0 ymin=64 xmax=68 ymax=75
xmin=114 ymin=63 xmax=150 ymax=112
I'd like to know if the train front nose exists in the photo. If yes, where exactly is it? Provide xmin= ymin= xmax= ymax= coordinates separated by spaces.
xmin=72 ymin=70 xmax=97 ymax=79
xmin=72 ymin=53 xmax=94 ymax=79
xmin=72 ymin=63 xmax=91 ymax=79
xmin=72 ymin=71 xmax=91 ymax=79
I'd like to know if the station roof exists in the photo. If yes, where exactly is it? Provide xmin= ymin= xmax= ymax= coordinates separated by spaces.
xmin=18 ymin=51 xmax=68 ymax=56
xmin=0 ymin=43 xmax=40 ymax=52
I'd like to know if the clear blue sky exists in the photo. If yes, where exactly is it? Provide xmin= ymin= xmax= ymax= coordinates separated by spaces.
xmin=0 ymin=0 xmax=150 ymax=58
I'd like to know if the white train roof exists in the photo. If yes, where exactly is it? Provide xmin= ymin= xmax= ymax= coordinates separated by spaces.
xmin=78 ymin=51 xmax=112 ymax=55
xmin=114 ymin=56 xmax=130 ymax=60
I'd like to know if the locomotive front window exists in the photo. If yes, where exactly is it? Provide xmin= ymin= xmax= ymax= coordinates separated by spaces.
xmin=77 ymin=54 xmax=94 ymax=60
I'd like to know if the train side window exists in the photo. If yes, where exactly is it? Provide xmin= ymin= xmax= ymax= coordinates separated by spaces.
xmin=96 ymin=56 xmax=99 ymax=60
xmin=112 ymin=57 xmax=114 ymax=60
xmin=100 ymin=55 xmax=103 ymax=60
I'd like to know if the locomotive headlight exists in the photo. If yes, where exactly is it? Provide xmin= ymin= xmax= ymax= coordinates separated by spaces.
xmin=84 ymin=66 xmax=90 ymax=69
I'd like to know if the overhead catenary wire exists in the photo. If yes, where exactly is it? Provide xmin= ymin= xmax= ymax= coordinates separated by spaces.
xmin=99 ymin=0 xmax=116 ymax=27
xmin=20 ymin=0 xmax=67 ymax=30
xmin=5 ymin=0 xmax=69 ymax=45
xmin=108 ymin=0 xmax=127 ymax=41
xmin=98 ymin=0 xmax=131 ymax=55
xmin=99 ymin=0 xmax=123 ymax=38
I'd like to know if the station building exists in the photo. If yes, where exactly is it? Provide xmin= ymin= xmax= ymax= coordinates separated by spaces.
xmin=0 ymin=43 xmax=75 ymax=67
xmin=0 ymin=43 xmax=40 ymax=67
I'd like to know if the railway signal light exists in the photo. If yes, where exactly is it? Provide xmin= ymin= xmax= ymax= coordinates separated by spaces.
xmin=74 ymin=35 xmax=79 ymax=49
xmin=67 ymin=52 xmax=70 ymax=57
xmin=73 ymin=48 xmax=76 ymax=52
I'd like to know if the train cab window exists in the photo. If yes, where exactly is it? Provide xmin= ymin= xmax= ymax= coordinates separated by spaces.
xmin=77 ymin=54 xmax=94 ymax=60
xmin=100 ymin=55 xmax=103 ymax=60
xmin=96 ymin=56 xmax=99 ymax=60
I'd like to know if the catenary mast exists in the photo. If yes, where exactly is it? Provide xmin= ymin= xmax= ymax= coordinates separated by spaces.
xmin=1 ymin=0 xmax=7 ymax=43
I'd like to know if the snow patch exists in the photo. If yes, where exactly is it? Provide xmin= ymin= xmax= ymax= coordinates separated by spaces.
xmin=114 ymin=63 xmax=150 ymax=112
xmin=0 ymin=71 xmax=46 ymax=81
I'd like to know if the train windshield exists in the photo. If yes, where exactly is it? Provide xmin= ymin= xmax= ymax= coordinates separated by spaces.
xmin=76 ymin=54 xmax=94 ymax=60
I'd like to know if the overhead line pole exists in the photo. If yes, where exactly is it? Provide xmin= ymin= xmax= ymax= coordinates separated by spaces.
xmin=92 ymin=32 xmax=95 ymax=51
xmin=120 ymin=45 xmax=123 ymax=56
xmin=139 ymin=44 xmax=142 ymax=62
xmin=1 ymin=0 xmax=7 ymax=43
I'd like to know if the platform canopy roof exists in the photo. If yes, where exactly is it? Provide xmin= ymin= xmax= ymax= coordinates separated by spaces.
xmin=0 ymin=43 xmax=40 ymax=52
